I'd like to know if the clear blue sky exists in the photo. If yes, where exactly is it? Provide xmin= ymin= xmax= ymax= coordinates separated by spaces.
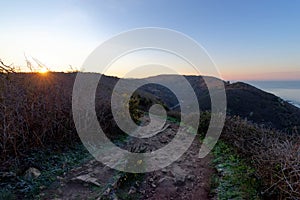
xmin=0 ymin=0 xmax=299 ymax=80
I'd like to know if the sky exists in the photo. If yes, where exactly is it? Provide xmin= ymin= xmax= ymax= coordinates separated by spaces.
xmin=0 ymin=0 xmax=299 ymax=80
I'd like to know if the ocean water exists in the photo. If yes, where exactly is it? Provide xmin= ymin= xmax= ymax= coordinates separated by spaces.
xmin=246 ymin=81 xmax=300 ymax=108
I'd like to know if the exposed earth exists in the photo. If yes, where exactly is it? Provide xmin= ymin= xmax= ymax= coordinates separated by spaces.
xmin=39 ymin=118 xmax=214 ymax=200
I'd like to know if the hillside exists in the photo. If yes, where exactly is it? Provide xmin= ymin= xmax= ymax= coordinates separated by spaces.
xmin=139 ymin=75 xmax=300 ymax=132
xmin=1 ymin=72 xmax=300 ymax=199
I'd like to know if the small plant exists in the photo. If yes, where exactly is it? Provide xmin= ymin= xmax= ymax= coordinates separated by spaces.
xmin=211 ymin=141 xmax=261 ymax=200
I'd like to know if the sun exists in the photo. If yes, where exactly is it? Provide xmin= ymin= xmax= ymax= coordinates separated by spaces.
xmin=38 ymin=68 xmax=49 ymax=74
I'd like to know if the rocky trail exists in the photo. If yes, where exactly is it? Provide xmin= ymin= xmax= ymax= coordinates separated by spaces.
xmin=39 ymin=119 xmax=214 ymax=200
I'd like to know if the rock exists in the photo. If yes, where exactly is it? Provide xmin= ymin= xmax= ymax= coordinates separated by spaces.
xmin=128 ymin=186 xmax=137 ymax=194
xmin=186 ymin=175 xmax=195 ymax=181
xmin=158 ymin=176 xmax=174 ymax=184
xmin=99 ymin=188 xmax=118 ymax=200
xmin=87 ymin=168 xmax=93 ymax=172
xmin=151 ymin=183 xmax=157 ymax=188
xmin=57 ymin=188 xmax=63 ymax=194
xmin=134 ymin=181 xmax=140 ymax=187
xmin=112 ymin=181 xmax=119 ymax=189
xmin=39 ymin=185 xmax=46 ymax=190
xmin=72 ymin=174 xmax=101 ymax=187
xmin=24 ymin=167 xmax=41 ymax=180
xmin=102 ymin=187 xmax=111 ymax=196
xmin=171 ymin=166 xmax=186 ymax=186
xmin=111 ymin=174 xmax=122 ymax=189
xmin=176 ymin=160 xmax=182 ymax=164
xmin=174 ymin=175 xmax=185 ymax=186
xmin=160 ymin=136 xmax=169 ymax=144
xmin=111 ymin=192 xmax=119 ymax=200
xmin=90 ymin=159 xmax=97 ymax=164
xmin=158 ymin=177 xmax=166 ymax=184
xmin=140 ymin=190 xmax=146 ymax=194
xmin=216 ymin=164 xmax=225 ymax=173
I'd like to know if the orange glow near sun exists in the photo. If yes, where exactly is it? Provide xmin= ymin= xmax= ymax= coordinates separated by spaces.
xmin=38 ymin=68 xmax=49 ymax=74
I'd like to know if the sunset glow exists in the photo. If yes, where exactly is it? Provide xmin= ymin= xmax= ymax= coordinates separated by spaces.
xmin=0 ymin=1 xmax=299 ymax=80
xmin=38 ymin=68 xmax=49 ymax=74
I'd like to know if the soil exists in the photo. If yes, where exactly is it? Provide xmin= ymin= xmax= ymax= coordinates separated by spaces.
xmin=39 ymin=120 xmax=214 ymax=200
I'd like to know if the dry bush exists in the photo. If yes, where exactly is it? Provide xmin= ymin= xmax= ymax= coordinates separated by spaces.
xmin=0 ymin=61 xmax=147 ymax=170
xmin=222 ymin=116 xmax=300 ymax=199
xmin=0 ymin=61 xmax=114 ymax=170
xmin=0 ymin=71 xmax=76 ymax=166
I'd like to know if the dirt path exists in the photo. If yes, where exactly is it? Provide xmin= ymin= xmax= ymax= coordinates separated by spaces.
xmin=39 ymin=120 xmax=214 ymax=200
xmin=137 ymin=136 xmax=213 ymax=200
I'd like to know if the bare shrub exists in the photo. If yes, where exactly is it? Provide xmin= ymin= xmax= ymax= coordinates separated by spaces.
xmin=0 ymin=71 xmax=76 ymax=166
xmin=222 ymin=116 xmax=300 ymax=199
xmin=0 ymin=60 xmax=114 ymax=170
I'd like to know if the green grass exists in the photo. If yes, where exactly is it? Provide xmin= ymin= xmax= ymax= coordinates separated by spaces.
xmin=211 ymin=141 xmax=261 ymax=200
xmin=1 ymin=144 xmax=92 ymax=200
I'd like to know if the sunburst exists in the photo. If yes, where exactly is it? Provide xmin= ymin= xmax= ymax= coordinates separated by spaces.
xmin=38 ymin=68 xmax=49 ymax=75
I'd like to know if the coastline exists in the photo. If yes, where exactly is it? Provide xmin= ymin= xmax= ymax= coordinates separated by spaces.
xmin=244 ymin=81 xmax=300 ymax=109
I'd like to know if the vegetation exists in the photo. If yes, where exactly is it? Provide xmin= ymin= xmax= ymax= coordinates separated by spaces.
xmin=1 ymin=60 xmax=300 ymax=199
xmin=0 ymin=72 xmax=79 ymax=167
xmin=211 ymin=141 xmax=260 ymax=199
xmin=196 ymin=111 xmax=300 ymax=199
xmin=1 ymin=144 xmax=91 ymax=199
xmin=221 ymin=117 xmax=300 ymax=199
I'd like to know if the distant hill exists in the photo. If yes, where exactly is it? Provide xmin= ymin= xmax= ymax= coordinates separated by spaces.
xmin=137 ymin=75 xmax=300 ymax=132
xmin=225 ymin=82 xmax=300 ymax=131
xmin=10 ymin=72 xmax=299 ymax=132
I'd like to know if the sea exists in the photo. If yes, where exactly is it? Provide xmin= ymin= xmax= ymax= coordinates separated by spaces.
xmin=245 ymin=81 xmax=300 ymax=108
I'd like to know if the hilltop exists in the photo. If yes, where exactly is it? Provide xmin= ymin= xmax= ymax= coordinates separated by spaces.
xmin=138 ymin=74 xmax=300 ymax=132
